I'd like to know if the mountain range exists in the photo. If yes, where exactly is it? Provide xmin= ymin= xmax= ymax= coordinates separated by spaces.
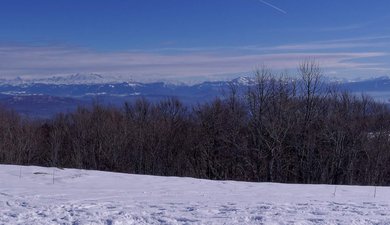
xmin=1 ymin=74 xmax=390 ymax=118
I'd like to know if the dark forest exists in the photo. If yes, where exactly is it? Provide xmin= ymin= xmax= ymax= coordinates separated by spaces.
xmin=1 ymin=62 xmax=390 ymax=185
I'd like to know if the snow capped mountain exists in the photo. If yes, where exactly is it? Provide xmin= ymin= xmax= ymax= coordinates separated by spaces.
xmin=37 ymin=73 xmax=108 ymax=85
xmin=0 ymin=73 xmax=140 ymax=86
xmin=231 ymin=76 xmax=255 ymax=86
xmin=0 ymin=74 xmax=258 ymax=87
xmin=1 ymin=74 xmax=390 ymax=118
xmin=371 ymin=75 xmax=390 ymax=81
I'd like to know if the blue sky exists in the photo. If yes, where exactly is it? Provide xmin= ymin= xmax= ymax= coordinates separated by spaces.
xmin=0 ymin=0 xmax=390 ymax=82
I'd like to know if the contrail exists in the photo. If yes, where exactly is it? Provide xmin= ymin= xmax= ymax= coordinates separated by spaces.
xmin=258 ymin=0 xmax=287 ymax=14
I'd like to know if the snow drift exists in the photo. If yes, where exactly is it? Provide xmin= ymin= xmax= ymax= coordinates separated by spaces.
xmin=1 ymin=164 xmax=390 ymax=224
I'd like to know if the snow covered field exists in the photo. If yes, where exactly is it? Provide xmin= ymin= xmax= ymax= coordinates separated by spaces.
xmin=1 ymin=164 xmax=390 ymax=225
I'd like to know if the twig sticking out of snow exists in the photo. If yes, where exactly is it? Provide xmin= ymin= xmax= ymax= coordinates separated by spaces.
xmin=333 ymin=186 xmax=337 ymax=197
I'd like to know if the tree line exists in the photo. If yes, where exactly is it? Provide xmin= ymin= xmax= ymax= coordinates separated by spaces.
xmin=1 ymin=62 xmax=390 ymax=185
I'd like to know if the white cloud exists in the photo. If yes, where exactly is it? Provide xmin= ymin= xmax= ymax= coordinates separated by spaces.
xmin=0 ymin=41 xmax=388 ymax=82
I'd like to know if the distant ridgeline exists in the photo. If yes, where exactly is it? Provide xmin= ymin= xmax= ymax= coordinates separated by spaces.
xmin=1 ymin=64 xmax=390 ymax=185
xmin=1 ymin=73 xmax=390 ymax=118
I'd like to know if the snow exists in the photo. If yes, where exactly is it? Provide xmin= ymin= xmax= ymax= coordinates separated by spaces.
xmin=1 ymin=165 xmax=390 ymax=224
xmin=0 ymin=74 xmax=132 ymax=85
xmin=232 ymin=76 xmax=255 ymax=86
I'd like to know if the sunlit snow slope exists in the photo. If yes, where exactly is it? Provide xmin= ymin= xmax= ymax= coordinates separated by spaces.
xmin=1 ymin=164 xmax=390 ymax=224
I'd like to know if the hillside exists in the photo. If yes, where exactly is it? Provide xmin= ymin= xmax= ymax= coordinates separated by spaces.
xmin=1 ymin=164 xmax=390 ymax=224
